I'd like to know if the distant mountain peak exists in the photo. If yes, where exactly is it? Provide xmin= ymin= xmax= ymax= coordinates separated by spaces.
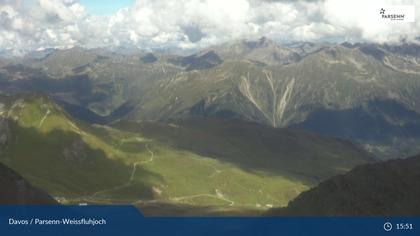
xmin=199 ymin=50 xmax=222 ymax=62
xmin=243 ymin=37 xmax=277 ymax=49
xmin=168 ymin=50 xmax=223 ymax=71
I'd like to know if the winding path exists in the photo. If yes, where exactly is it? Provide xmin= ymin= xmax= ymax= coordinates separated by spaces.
xmin=171 ymin=189 xmax=235 ymax=206
xmin=38 ymin=109 xmax=51 ymax=127
xmin=88 ymin=143 xmax=155 ymax=199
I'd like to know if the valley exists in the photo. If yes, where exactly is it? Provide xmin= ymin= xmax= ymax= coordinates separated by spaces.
xmin=0 ymin=38 xmax=419 ymax=216
xmin=0 ymin=94 xmax=373 ymax=215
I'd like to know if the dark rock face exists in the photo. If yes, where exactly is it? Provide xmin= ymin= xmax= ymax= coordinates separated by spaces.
xmin=0 ymin=116 xmax=10 ymax=155
xmin=266 ymin=155 xmax=420 ymax=216
xmin=0 ymin=163 xmax=57 ymax=204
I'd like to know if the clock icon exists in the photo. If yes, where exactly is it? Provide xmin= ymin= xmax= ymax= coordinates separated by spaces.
xmin=384 ymin=222 xmax=393 ymax=231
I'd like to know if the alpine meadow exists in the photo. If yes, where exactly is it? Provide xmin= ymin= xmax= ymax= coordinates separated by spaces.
xmin=1 ymin=0 xmax=420 ymax=216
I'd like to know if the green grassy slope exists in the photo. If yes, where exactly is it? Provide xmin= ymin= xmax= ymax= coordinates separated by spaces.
xmin=114 ymin=118 xmax=375 ymax=183
xmin=0 ymin=94 xmax=373 ymax=215
xmin=0 ymin=95 xmax=140 ymax=199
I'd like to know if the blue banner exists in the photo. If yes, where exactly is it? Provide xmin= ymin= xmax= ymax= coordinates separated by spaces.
xmin=0 ymin=206 xmax=419 ymax=236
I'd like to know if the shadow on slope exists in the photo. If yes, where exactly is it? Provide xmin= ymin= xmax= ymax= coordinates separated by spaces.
xmin=290 ymin=99 xmax=420 ymax=158
xmin=0 ymin=162 xmax=58 ymax=204
xmin=114 ymin=118 xmax=374 ymax=185
xmin=168 ymin=51 xmax=223 ymax=71
xmin=266 ymin=154 xmax=420 ymax=216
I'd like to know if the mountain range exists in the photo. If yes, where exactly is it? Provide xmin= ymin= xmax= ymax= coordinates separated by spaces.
xmin=0 ymin=37 xmax=419 ymax=215
xmin=1 ymin=38 xmax=419 ymax=159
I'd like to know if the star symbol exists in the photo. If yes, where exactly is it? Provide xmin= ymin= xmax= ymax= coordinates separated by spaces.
xmin=380 ymin=8 xmax=385 ymax=14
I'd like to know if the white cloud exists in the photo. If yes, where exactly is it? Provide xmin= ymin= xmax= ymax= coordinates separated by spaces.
xmin=0 ymin=0 xmax=89 ymax=54
xmin=0 ymin=0 xmax=419 ymax=55
xmin=323 ymin=0 xmax=420 ymax=43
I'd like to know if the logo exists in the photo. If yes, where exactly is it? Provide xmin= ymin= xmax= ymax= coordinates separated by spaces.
xmin=380 ymin=8 xmax=385 ymax=15
xmin=380 ymin=7 xmax=405 ymax=21
xmin=378 ymin=6 xmax=415 ymax=22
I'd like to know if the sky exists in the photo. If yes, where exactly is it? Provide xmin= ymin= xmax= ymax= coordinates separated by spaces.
xmin=79 ymin=0 xmax=134 ymax=15
xmin=0 ymin=0 xmax=419 ymax=55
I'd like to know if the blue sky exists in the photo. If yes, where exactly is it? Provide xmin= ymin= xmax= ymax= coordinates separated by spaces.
xmin=79 ymin=0 xmax=134 ymax=15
